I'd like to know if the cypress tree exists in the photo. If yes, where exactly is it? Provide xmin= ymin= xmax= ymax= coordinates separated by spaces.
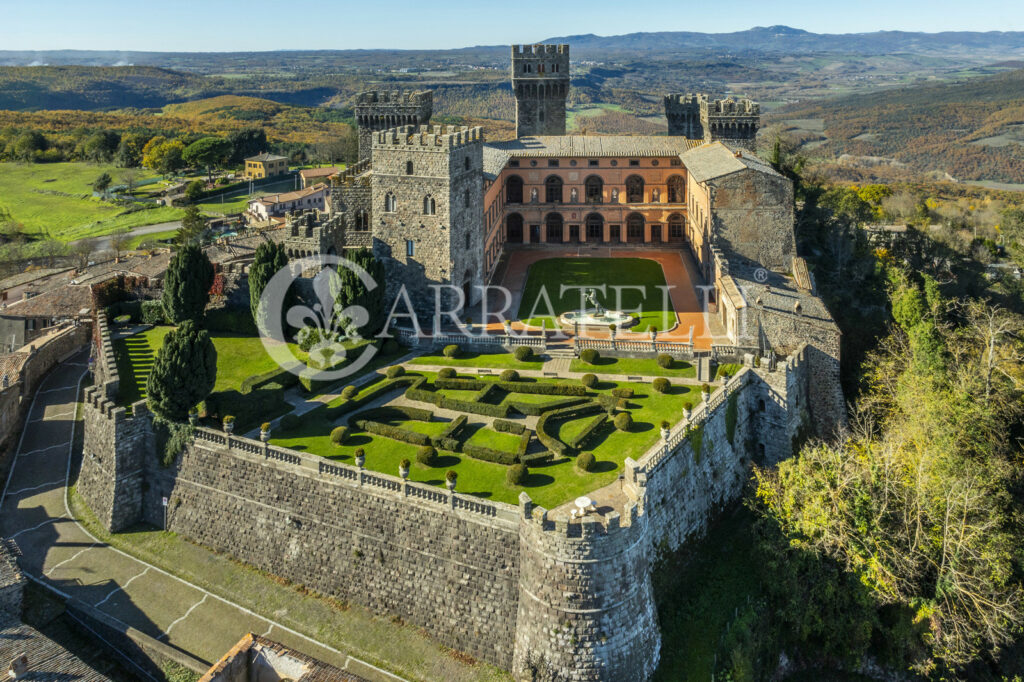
xmin=334 ymin=247 xmax=385 ymax=337
xmin=146 ymin=320 xmax=217 ymax=420
xmin=162 ymin=243 xmax=214 ymax=323
xmin=249 ymin=241 xmax=289 ymax=327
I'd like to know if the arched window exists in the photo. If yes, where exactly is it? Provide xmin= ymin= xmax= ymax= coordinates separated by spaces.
xmin=545 ymin=213 xmax=563 ymax=243
xmin=506 ymin=213 xmax=524 ymax=243
xmin=667 ymin=175 xmax=685 ymax=203
xmin=668 ymin=213 xmax=684 ymax=241
xmin=584 ymin=176 xmax=603 ymax=203
xmin=405 ymin=161 xmax=414 ymax=175
xmin=626 ymin=213 xmax=645 ymax=242
xmin=355 ymin=209 xmax=369 ymax=231
xmin=585 ymin=213 xmax=603 ymax=241
xmin=384 ymin=192 xmax=396 ymax=213
xmin=506 ymin=175 xmax=524 ymax=203
xmin=625 ymin=175 xmax=644 ymax=203
xmin=423 ymin=195 xmax=436 ymax=215
xmin=544 ymin=175 xmax=563 ymax=203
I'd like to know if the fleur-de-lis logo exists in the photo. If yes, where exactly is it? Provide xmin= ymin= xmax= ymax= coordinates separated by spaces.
xmin=257 ymin=255 xmax=378 ymax=381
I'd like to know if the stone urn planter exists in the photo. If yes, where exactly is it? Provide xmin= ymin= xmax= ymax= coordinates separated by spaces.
xmin=259 ymin=422 xmax=271 ymax=443
xmin=222 ymin=417 xmax=235 ymax=435
xmin=660 ymin=427 xmax=671 ymax=441
xmin=399 ymin=459 xmax=410 ymax=480
xmin=683 ymin=404 xmax=692 ymax=421
xmin=445 ymin=471 xmax=457 ymax=492
xmin=354 ymin=448 xmax=366 ymax=469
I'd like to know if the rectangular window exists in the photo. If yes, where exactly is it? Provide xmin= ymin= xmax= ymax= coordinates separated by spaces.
xmin=406 ymin=240 xmax=415 ymax=257
xmin=509 ymin=159 xmax=520 ymax=167
xmin=548 ymin=159 xmax=559 ymax=167
xmin=671 ymin=158 xmax=682 ymax=166
xmin=588 ymin=159 xmax=599 ymax=167
xmin=629 ymin=159 xmax=640 ymax=167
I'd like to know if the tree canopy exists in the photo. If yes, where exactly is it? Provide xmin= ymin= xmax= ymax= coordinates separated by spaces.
xmin=146 ymin=319 xmax=217 ymax=421
xmin=182 ymin=136 xmax=231 ymax=182
xmin=162 ymin=243 xmax=214 ymax=323
xmin=249 ymin=240 xmax=289 ymax=328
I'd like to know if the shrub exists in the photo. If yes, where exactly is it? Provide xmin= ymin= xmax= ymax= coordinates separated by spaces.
xmin=330 ymin=426 xmax=348 ymax=445
xmin=614 ymin=412 xmax=633 ymax=431
xmin=438 ymin=367 xmax=457 ymax=380
xmin=701 ymin=383 xmax=711 ymax=394
xmin=660 ymin=420 xmax=671 ymax=430
xmin=576 ymin=452 xmax=596 ymax=472
xmin=514 ymin=346 xmax=533 ymax=362
xmin=494 ymin=419 xmax=526 ymax=435
xmin=500 ymin=369 xmax=519 ymax=382
xmin=506 ymin=463 xmax=528 ymax=486
xmin=566 ymin=413 xmax=607 ymax=450
xmin=341 ymin=385 xmax=358 ymax=400
xmin=463 ymin=443 xmax=519 ymax=465
xmin=580 ymin=348 xmax=599 ymax=365
xmin=141 ymin=299 xmax=166 ymax=325
xmin=355 ymin=419 xmax=431 ymax=446
xmin=611 ymin=387 xmax=634 ymax=399
xmin=682 ymin=399 xmax=694 ymax=411
xmin=399 ymin=458 xmax=411 ymax=470
xmin=443 ymin=344 xmax=460 ymax=358
xmin=260 ymin=422 xmax=271 ymax=432
xmin=445 ymin=470 xmax=458 ymax=484
xmin=581 ymin=373 xmax=598 ymax=388
xmin=354 ymin=447 xmax=365 ymax=460
xmin=652 ymin=377 xmax=670 ymax=394
xmin=657 ymin=353 xmax=673 ymax=369
xmin=416 ymin=445 xmax=438 ymax=466
xmin=385 ymin=365 xmax=405 ymax=379
xmin=280 ymin=414 xmax=300 ymax=431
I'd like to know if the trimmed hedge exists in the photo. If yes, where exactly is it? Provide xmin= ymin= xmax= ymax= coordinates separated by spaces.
xmin=513 ymin=346 xmax=533 ymax=361
xmin=535 ymin=401 xmax=605 ymax=456
xmin=614 ymin=411 xmax=633 ymax=431
xmin=657 ymin=353 xmax=673 ymax=369
xmin=494 ymin=419 xmax=526 ymax=435
xmin=417 ymin=445 xmax=438 ymax=466
xmin=434 ymin=414 xmax=467 ymax=446
xmin=580 ymin=373 xmax=598 ymax=388
xmin=652 ymin=377 xmax=671 ymax=394
xmin=499 ymin=369 xmax=519 ymax=382
xmin=141 ymin=299 xmax=166 ymax=325
xmin=516 ymin=430 xmax=533 ymax=459
xmin=405 ymin=378 xmax=511 ymax=418
xmin=580 ymin=348 xmax=599 ymax=364
xmin=462 ymin=443 xmax=519 ymax=466
xmin=566 ymin=413 xmax=608 ymax=450
xmin=521 ymin=451 xmax=552 ymax=466
xmin=508 ymin=397 xmax=589 ymax=417
xmin=357 ymin=405 xmax=434 ymax=422
xmin=437 ymin=367 xmax=457 ymax=380
xmin=340 ymin=385 xmax=358 ymax=400
xmin=507 ymin=463 xmax=528 ymax=486
xmin=322 ymin=376 xmax=418 ymax=422
xmin=611 ymin=387 xmax=634 ymax=399
xmin=240 ymin=362 xmax=303 ymax=394
xmin=443 ymin=344 xmax=460 ymax=358
xmin=330 ymin=426 xmax=348 ymax=445
xmin=355 ymin=419 xmax=431 ymax=446
xmin=385 ymin=365 xmax=406 ymax=379
xmin=433 ymin=377 xmax=587 ymax=397
xmin=577 ymin=452 xmax=596 ymax=472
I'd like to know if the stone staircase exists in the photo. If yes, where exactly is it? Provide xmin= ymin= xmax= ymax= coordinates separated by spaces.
xmin=542 ymin=347 xmax=576 ymax=376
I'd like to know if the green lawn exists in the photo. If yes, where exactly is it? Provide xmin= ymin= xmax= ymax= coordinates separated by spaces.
xmin=570 ymin=356 xmax=696 ymax=379
xmin=716 ymin=363 xmax=742 ymax=380
xmin=464 ymin=425 xmax=522 ymax=453
xmin=126 ymin=229 xmax=178 ymax=250
xmin=0 ymin=162 xmax=183 ymax=242
xmin=517 ymin=258 xmax=677 ymax=331
xmin=271 ymin=370 xmax=701 ymax=508
xmin=409 ymin=350 xmax=544 ymax=370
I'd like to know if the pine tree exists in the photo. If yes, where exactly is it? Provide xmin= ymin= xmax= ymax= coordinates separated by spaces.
xmin=249 ymin=241 xmax=289 ymax=328
xmin=162 ymin=243 xmax=214 ymax=323
xmin=146 ymin=320 xmax=217 ymax=420
xmin=334 ymin=247 xmax=385 ymax=337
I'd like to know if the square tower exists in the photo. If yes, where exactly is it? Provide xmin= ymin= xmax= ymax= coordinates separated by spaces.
xmin=664 ymin=93 xmax=704 ymax=138
xmin=371 ymin=125 xmax=485 ymax=322
xmin=700 ymin=97 xmax=760 ymax=150
xmin=511 ymin=44 xmax=570 ymax=138
xmin=354 ymin=90 xmax=433 ymax=162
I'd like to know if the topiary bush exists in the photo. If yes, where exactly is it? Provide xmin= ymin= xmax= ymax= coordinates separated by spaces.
xmin=514 ymin=345 xmax=533 ymax=362
xmin=657 ymin=353 xmax=673 ymax=369
xmin=443 ymin=344 xmax=460 ymax=358
xmin=500 ymin=369 xmax=519 ymax=382
xmin=385 ymin=365 xmax=405 ymax=379
xmin=438 ymin=367 xmax=457 ymax=380
xmin=576 ymin=452 xmax=596 ymax=472
xmin=611 ymin=387 xmax=634 ymax=399
xmin=580 ymin=348 xmax=599 ymax=365
xmin=141 ymin=299 xmax=166 ymax=325
xmin=581 ymin=373 xmax=598 ymax=389
xmin=613 ymin=411 xmax=633 ymax=431
xmin=280 ymin=413 xmax=300 ymax=431
xmin=416 ymin=445 xmax=438 ymax=466
xmin=652 ymin=377 xmax=670 ymax=394
xmin=506 ymin=463 xmax=528 ymax=486
xmin=330 ymin=426 xmax=348 ymax=445
xmin=341 ymin=385 xmax=358 ymax=400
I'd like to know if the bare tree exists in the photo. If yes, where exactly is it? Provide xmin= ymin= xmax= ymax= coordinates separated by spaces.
xmin=110 ymin=228 xmax=132 ymax=260
xmin=71 ymin=240 xmax=95 ymax=269
xmin=120 ymin=168 xmax=143 ymax=196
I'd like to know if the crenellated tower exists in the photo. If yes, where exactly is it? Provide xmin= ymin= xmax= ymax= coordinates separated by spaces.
xmin=665 ymin=93 xmax=760 ymax=149
xmin=354 ymin=90 xmax=433 ymax=162
xmin=664 ymin=93 xmax=704 ymax=139
xmin=511 ymin=44 xmax=570 ymax=138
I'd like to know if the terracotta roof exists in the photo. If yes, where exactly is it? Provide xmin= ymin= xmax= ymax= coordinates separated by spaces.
xmin=680 ymin=142 xmax=780 ymax=183
xmin=252 ymin=183 xmax=328 ymax=206
xmin=0 ymin=284 xmax=92 ymax=320
xmin=245 ymin=152 xmax=288 ymax=163
xmin=299 ymin=167 xmax=340 ymax=179
xmin=487 ymin=135 xmax=701 ymax=158
xmin=201 ymin=634 xmax=367 ymax=682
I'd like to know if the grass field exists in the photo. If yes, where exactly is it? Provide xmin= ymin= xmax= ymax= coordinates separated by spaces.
xmin=0 ymin=162 xmax=184 ymax=242
xmin=570 ymin=356 xmax=697 ymax=379
xmin=409 ymin=350 xmax=544 ymax=371
xmin=272 ymin=370 xmax=701 ymax=508
xmin=517 ymin=258 xmax=677 ymax=332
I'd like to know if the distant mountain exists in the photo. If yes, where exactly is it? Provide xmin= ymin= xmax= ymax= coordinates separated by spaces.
xmin=544 ymin=26 xmax=1024 ymax=56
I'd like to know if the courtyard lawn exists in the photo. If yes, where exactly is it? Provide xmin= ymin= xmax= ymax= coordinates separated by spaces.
xmin=0 ymin=162 xmax=183 ymax=242
xmin=517 ymin=257 xmax=678 ymax=332
xmin=570 ymin=356 xmax=696 ymax=379
xmin=271 ymin=370 xmax=702 ymax=508
xmin=464 ymin=425 xmax=522 ymax=453
xmin=409 ymin=350 xmax=544 ymax=371
xmin=716 ymin=363 xmax=742 ymax=380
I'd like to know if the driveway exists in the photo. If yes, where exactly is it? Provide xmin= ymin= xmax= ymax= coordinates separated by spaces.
xmin=0 ymin=353 xmax=402 ymax=681
xmin=75 ymin=222 xmax=181 ymax=251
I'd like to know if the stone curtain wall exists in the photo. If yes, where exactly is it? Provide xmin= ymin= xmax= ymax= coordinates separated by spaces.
xmin=145 ymin=437 xmax=522 ymax=668
xmin=709 ymin=168 xmax=795 ymax=273
xmin=18 ymin=323 xmax=91 ymax=398
xmin=512 ymin=497 xmax=661 ymax=681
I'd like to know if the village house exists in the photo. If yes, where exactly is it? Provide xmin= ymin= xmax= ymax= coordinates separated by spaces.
xmin=243 ymin=152 xmax=289 ymax=180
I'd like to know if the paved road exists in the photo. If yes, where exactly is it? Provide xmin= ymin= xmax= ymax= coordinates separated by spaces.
xmin=79 ymin=221 xmax=182 ymax=251
xmin=0 ymin=353 xmax=402 ymax=681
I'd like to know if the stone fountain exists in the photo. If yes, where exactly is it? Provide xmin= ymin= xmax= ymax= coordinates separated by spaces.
xmin=558 ymin=288 xmax=637 ymax=330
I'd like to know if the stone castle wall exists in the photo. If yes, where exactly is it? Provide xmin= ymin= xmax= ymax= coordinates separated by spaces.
xmin=77 ymin=354 xmax=812 ymax=680
xmin=708 ymin=167 xmax=795 ymax=273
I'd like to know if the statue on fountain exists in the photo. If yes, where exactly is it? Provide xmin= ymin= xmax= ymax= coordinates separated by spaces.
xmin=584 ymin=288 xmax=603 ymax=315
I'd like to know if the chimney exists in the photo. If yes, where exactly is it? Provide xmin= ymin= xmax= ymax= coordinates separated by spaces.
xmin=8 ymin=654 xmax=28 ymax=680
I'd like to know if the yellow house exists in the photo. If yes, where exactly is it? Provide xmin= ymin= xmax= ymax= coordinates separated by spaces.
xmin=244 ymin=153 xmax=289 ymax=180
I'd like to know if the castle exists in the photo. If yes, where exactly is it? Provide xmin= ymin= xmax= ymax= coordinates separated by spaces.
xmin=76 ymin=44 xmax=845 ymax=681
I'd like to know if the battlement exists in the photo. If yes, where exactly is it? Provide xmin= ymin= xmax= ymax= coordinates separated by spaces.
xmin=511 ymin=44 xmax=569 ymax=56
xmin=373 ymin=124 xmax=484 ymax=150
xmin=355 ymin=90 xmax=432 ymax=106
xmin=664 ymin=93 xmax=702 ymax=108
xmin=702 ymin=97 xmax=759 ymax=116
xmin=517 ymin=492 xmax=639 ymax=536
xmin=330 ymin=158 xmax=371 ymax=186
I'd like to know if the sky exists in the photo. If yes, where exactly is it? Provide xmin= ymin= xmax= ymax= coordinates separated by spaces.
xmin=0 ymin=0 xmax=1022 ymax=52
